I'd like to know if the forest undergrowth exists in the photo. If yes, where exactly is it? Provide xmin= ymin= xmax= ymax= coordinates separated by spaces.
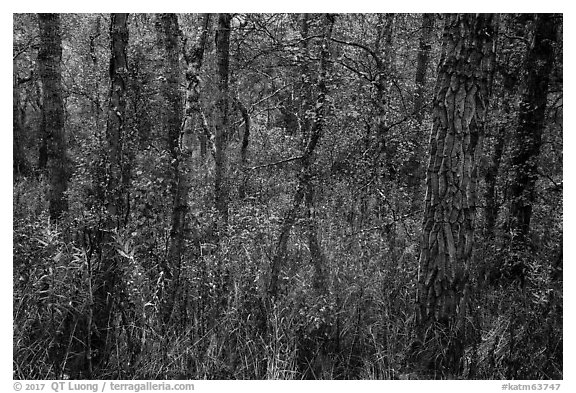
xmin=13 ymin=174 xmax=562 ymax=380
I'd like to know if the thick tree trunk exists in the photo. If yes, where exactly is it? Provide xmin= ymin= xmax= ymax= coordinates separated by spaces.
xmin=214 ymin=13 xmax=232 ymax=230
xmin=508 ymin=14 xmax=559 ymax=244
xmin=416 ymin=13 xmax=495 ymax=371
xmin=37 ymin=13 xmax=68 ymax=220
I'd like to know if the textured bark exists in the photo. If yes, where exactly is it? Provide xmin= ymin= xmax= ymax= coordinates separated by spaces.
xmin=106 ymin=13 xmax=129 ymax=226
xmin=268 ymin=14 xmax=335 ymax=300
xmin=413 ymin=13 xmax=434 ymax=121
xmin=37 ymin=13 xmax=68 ymax=220
xmin=215 ymin=13 xmax=232 ymax=229
xmin=416 ymin=13 xmax=495 ymax=368
xmin=508 ymin=14 xmax=559 ymax=243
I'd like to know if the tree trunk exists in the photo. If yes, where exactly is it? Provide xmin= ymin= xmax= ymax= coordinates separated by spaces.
xmin=377 ymin=13 xmax=395 ymax=70
xmin=370 ymin=14 xmax=396 ymax=185
xmin=13 ymin=72 xmax=30 ymax=179
xmin=237 ymin=97 xmax=250 ymax=199
xmin=484 ymin=81 xmax=514 ymax=237
xmin=90 ymin=15 xmax=102 ymax=128
xmin=268 ymin=14 xmax=335 ymax=300
xmin=106 ymin=13 xmax=129 ymax=226
xmin=508 ymin=13 xmax=559 ymax=244
xmin=484 ymin=14 xmax=523 ymax=238
xmin=181 ymin=12 xmax=211 ymax=168
xmin=37 ymin=13 xmax=68 ymax=220
xmin=90 ymin=12 xmax=129 ymax=373
xmin=214 ymin=13 xmax=232 ymax=231
xmin=416 ymin=13 xmax=495 ymax=372
xmin=413 ymin=13 xmax=434 ymax=121
xmin=407 ymin=14 xmax=435 ymax=211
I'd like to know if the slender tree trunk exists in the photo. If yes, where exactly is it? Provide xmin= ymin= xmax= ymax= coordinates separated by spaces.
xmin=298 ymin=13 xmax=312 ymax=138
xmin=268 ymin=14 xmax=335 ymax=300
xmin=484 ymin=14 xmax=518 ymax=238
xmin=37 ymin=13 xmax=68 ymax=220
xmin=413 ymin=13 xmax=434 ymax=121
xmin=214 ymin=13 xmax=232 ymax=231
xmin=237 ymin=97 xmax=250 ymax=199
xmin=416 ymin=13 xmax=495 ymax=372
xmin=13 ymin=72 xmax=30 ymax=179
xmin=106 ymin=13 xmax=129 ymax=226
xmin=508 ymin=13 xmax=559 ymax=244
xmin=90 ymin=12 xmax=129 ymax=373
xmin=155 ymin=13 xmax=184 ymax=324
xmin=484 ymin=84 xmax=512 ymax=237
xmin=180 ymin=11 xmax=210 ymax=208
xmin=176 ymin=11 xmax=211 ymax=337
xmin=90 ymin=16 xmax=102 ymax=128
xmin=408 ymin=14 xmax=435 ymax=210
xmin=369 ymin=14 xmax=396 ymax=185
xmin=378 ymin=13 xmax=395 ymax=70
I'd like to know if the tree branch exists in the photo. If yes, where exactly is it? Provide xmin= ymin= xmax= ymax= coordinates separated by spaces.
xmin=249 ymin=155 xmax=304 ymax=170
xmin=330 ymin=36 xmax=383 ymax=69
